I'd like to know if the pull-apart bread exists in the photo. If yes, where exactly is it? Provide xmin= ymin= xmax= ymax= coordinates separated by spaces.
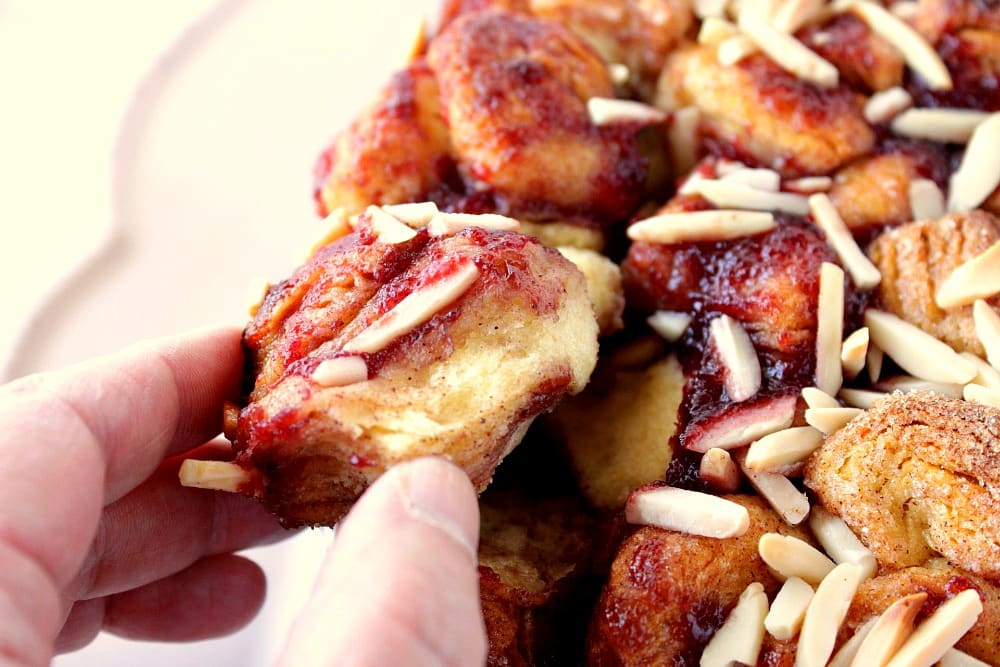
xmin=180 ymin=0 xmax=1000 ymax=663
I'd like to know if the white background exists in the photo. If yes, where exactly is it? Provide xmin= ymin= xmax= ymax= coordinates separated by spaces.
xmin=0 ymin=0 xmax=437 ymax=664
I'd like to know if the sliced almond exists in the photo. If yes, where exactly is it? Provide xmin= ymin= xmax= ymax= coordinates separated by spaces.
xmin=939 ymin=648 xmax=992 ymax=667
xmin=829 ymin=617 xmax=879 ymax=667
xmin=888 ymin=0 xmax=919 ymax=19
xmin=960 ymin=351 xmax=1000 ymax=391
xmin=686 ymin=394 xmax=798 ymax=452
xmin=974 ymin=299 xmax=1000 ymax=368
xmin=809 ymin=195 xmax=882 ymax=289
xmin=935 ymin=241 xmax=1000 ymax=308
xmin=797 ymin=562 xmax=867 ymax=667
xmin=766 ymin=576 xmax=815 ymax=640
xmin=805 ymin=406 xmax=865 ymax=435
xmin=808 ymin=506 xmax=877 ymax=579
xmin=695 ymin=0 xmax=729 ymax=18
xmin=868 ymin=342 xmax=885 ymax=383
xmin=628 ymin=210 xmax=776 ymax=244
xmin=587 ymin=97 xmax=667 ymax=125
xmin=948 ymin=112 xmax=1000 ymax=212
xmin=648 ymin=310 xmax=693 ymax=343
xmin=624 ymin=486 xmax=750 ymax=538
xmin=759 ymin=533 xmax=836 ymax=584
xmin=701 ymin=582 xmax=769 ymax=667
xmin=771 ymin=0 xmax=825 ymax=32
xmin=909 ymin=178 xmax=946 ymax=221
xmin=178 ymin=460 xmax=256 ymax=493
xmin=784 ymin=176 xmax=833 ymax=194
xmin=668 ymin=106 xmax=702 ymax=175
xmin=343 ymin=260 xmax=480 ymax=354
xmin=700 ymin=447 xmax=742 ymax=492
xmin=745 ymin=426 xmax=825 ymax=472
xmin=380 ymin=201 xmax=440 ymax=227
xmin=738 ymin=453 xmax=811 ymax=524
xmin=848 ymin=0 xmax=952 ymax=90
xmin=839 ymin=387 xmax=887 ymax=409
xmin=367 ymin=205 xmax=418 ymax=244
xmin=715 ymin=159 xmax=750 ymax=177
xmin=865 ymin=309 xmax=977 ymax=384
xmin=802 ymin=386 xmax=840 ymax=409
xmin=311 ymin=356 xmax=368 ymax=388
xmin=864 ymin=86 xmax=914 ymax=124
xmin=608 ymin=62 xmax=631 ymax=85
xmin=698 ymin=15 xmax=740 ymax=44
xmin=427 ymin=211 xmax=520 ymax=236
xmin=691 ymin=179 xmax=810 ymax=215
xmin=711 ymin=314 xmax=763 ymax=402
xmin=885 ymin=589 xmax=984 ymax=667
xmin=718 ymin=34 xmax=760 ymax=66
xmin=874 ymin=375 xmax=965 ymax=398
xmin=719 ymin=167 xmax=782 ymax=191
xmin=816 ymin=262 xmax=846 ymax=394
xmin=964 ymin=383 xmax=1000 ymax=408
xmin=738 ymin=11 xmax=839 ymax=86
xmin=852 ymin=593 xmax=927 ymax=667
xmin=841 ymin=327 xmax=869 ymax=380
xmin=890 ymin=109 xmax=990 ymax=143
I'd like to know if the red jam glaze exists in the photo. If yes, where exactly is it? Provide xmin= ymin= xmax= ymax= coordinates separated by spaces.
xmin=909 ymin=31 xmax=1000 ymax=111
xmin=799 ymin=13 xmax=902 ymax=93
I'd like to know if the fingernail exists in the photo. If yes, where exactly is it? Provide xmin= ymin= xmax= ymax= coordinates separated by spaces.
xmin=397 ymin=457 xmax=479 ymax=562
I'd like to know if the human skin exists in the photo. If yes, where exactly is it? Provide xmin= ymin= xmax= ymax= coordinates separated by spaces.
xmin=0 ymin=327 xmax=485 ymax=667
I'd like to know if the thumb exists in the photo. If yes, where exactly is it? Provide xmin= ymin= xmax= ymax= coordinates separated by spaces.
xmin=277 ymin=457 xmax=487 ymax=667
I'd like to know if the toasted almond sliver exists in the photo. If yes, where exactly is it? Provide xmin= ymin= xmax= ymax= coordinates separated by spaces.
xmin=797 ymin=563 xmax=867 ymax=667
xmin=948 ymin=112 xmax=1000 ymax=212
xmin=427 ymin=211 xmax=519 ymax=236
xmin=889 ymin=0 xmax=919 ymax=19
xmin=851 ymin=593 xmax=927 ymax=667
xmin=691 ymin=179 xmax=810 ymax=215
xmin=935 ymin=241 xmax=1000 ymax=308
xmin=874 ymin=375 xmax=965 ymax=398
xmin=771 ymin=0 xmax=825 ymax=32
xmin=816 ymin=262 xmax=846 ymax=394
xmin=717 ymin=35 xmax=760 ymax=66
xmin=178 ymin=460 xmax=255 ymax=493
xmin=380 ymin=201 xmax=440 ymax=227
xmin=745 ymin=426 xmax=825 ymax=472
xmin=908 ymin=178 xmax=946 ymax=222
xmin=608 ymin=62 xmax=631 ymax=85
xmin=784 ymin=176 xmax=833 ymax=194
xmin=865 ymin=309 xmax=977 ymax=384
xmin=311 ymin=356 xmax=368 ymax=388
xmin=964 ymin=383 xmax=1000 ymax=408
xmin=868 ymin=341 xmax=885 ymax=382
xmin=719 ymin=167 xmax=782 ymax=191
xmin=960 ymin=351 xmax=1000 ymax=391
xmin=829 ymin=617 xmax=879 ymax=667
xmin=587 ymin=97 xmax=667 ymax=125
xmin=700 ymin=447 xmax=742 ymax=492
xmin=848 ymin=0 xmax=952 ymax=90
xmin=885 ymin=589 xmax=984 ymax=667
xmin=648 ymin=310 xmax=693 ymax=342
xmin=864 ymin=86 xmax=914 ymax=124
xmin=701 ymin=582 xmax=769 ymax=667
xmin=802 ymin=386 xmax=840 ymax=409
xmin=668 ymin=106 xmax=702 ymax=175
xmin=766 ymin=577 xmax=815 ymax=640
xmin=841 ymin=327 xmax=869 ymax=380
xmin=695 ymin=0 xmax=729 ymax=18
xmin=974 ymin=300 xmax=1000 ymax=368
xmin=808 ymin=506 xmax=877 ymax=579
xmin=737 ymin=453 xmax=811 ymax=525
xmin=890 ymin=108 xmax=991 ymax=143
xmin=711 ymin=314 xmax=763 ymax=402
xmin=805 ymin=407 xmax=865 ymax=435
xmin=939 ymin=648 xmax=992 ymax=667
xmin=759 ymin=533 xmax=836 ymax=584
xmin=624 ymin=486 xmax=750 ymax=537
xmin=738 ymin=11 xmax=839 ymax=86
xmin=698 ymin=15 xmax=740 ymax=44
xmin=809 ymin=195 xmax=881 ymax=289
xmin=367 ymin=205 xmax=418 ymax=244
xmin=838 ymin=387 xmax=886 ymax=409
xmin=344 ymin=260 xmax=480 ymax=354
xmin=627 ymin=210 xmax=776 ymax=244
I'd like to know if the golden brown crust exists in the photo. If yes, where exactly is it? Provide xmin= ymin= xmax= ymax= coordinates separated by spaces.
xmin=867 ymin=210 xmax=1000 ymax=356
xmin=828 ymin=153 xmax=921 ymax=231
xmin=805 ymin=392 xmax=1000 ymax=580
xmin=799 ymin=12 xmax=905 ymax=93
xmin=586 ymin=496 xmax=812 ymax=666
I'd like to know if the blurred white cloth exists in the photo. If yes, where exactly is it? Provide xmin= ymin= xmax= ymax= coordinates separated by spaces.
xmin=0 ymin=0 xmax=436 ymax=664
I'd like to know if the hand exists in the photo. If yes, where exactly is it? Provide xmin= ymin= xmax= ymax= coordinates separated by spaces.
xmin=0 ymin=328 xmax=486 ymax=667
